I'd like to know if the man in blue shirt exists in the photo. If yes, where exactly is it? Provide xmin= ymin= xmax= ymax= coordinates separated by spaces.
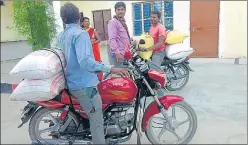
xmin=58 ymin=3 xmax=129 ymax=144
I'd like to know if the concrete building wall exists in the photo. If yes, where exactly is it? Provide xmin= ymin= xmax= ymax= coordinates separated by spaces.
xmin=1 ymin=41 xmax=32 ymax=61
xmin=1 ymin=1 xmax=26 ymax=42
xmin=171 ymin=1 xmax=247 ymax=58
xmin=60 ymin=1 xmax=190 ymax=44
xmin=60 ymin=1 xmax=136 ymax=38
xmin=1 ymin=1 xmax=32 ymax=61
xmin=1 ymin=1 xmax=247 ymax=61
xmin=173 ymin=1 xmax=191 ymax=48
xmin=218 ymin=1 xmax=247 ymax=58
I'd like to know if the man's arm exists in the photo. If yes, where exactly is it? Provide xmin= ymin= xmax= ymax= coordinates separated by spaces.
xmin=74 ymin=32 xmax=111 ymax=73
xmin=148 ymin=25 xmax=167 ymax=51
xmin=108 ymin=20 xmax=119 ymax=54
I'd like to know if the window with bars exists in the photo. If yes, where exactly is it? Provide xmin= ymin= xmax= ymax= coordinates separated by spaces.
xmin=132 ymin=1 xmax=173 ymax=36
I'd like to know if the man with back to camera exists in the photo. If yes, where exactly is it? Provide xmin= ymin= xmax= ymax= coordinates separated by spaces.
xmin=140 ymin=11 xmax=167 ymax=68
xmin=58 ymin=3 xmax=129 ymax=144
xmin=108 ymin=1 xmax=136 ymax=68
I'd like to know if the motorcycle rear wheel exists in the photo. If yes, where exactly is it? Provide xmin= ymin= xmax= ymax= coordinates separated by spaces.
xmin=145 ymin=101 xmax=197 ymax=144
xmin=165 ymin=64 xmax=189 ymax=91
xmin=29 ymin=107 xmax=79 ymax=145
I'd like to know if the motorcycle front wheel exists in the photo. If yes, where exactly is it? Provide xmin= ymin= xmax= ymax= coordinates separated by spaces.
xmin=145 ymin=101 xmax=197 ymax=144
xmin=165 ymin=64 xmax=189 ymax=91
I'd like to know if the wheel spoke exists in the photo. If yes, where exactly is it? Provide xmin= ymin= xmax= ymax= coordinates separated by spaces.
xmin=178 ymin=118 xmax=189 ymax=126
xmin=152 ymin=117 xmax=166 ymax=126
xmin=47 ymin=114 xmax=58 ymax=124
xmin=59 ymin=117 xmax=73 ymax=131
xmin=39 ymin=128 xmax=52 ymax=135
xmin=172 ymin=106 xmax=176 ymax=119
xmin=153 ymin=117 xmax=166 ymax=122
xmin=42 ymin=119 xmax=51 ymax=123
xmin=157 ymin=123 xmax=166 ymax=140
xmin=152 ymin=126 xmax=163 ymax=128
xmin=152 ymin=121 xmax=163 ymax=126
xmin=171 ymin=130 xmax=181 ymax=140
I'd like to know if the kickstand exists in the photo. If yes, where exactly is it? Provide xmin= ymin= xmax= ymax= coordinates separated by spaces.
xmin=137 ymin=133 xmax=141 ymax=145
xmin=136 ymin=105 xmax=143 ymax=145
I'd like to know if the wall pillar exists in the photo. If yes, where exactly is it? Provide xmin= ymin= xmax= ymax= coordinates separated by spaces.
xmin=50 ymin=1 xmax=63 ymax=48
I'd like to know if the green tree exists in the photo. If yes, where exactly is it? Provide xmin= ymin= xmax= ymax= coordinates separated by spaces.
xmin=12 ymin=1 xmax=56 ymax=50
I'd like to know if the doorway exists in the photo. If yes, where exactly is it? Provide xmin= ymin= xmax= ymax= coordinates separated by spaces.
xmin=190 ymin=1 xmax=220 ymax=57
xmin=92 ymin=9 xmax=111 ymax=41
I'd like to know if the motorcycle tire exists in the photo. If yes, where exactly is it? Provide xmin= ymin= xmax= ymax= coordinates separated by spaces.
xmin=29 ymin=107 xmax=79 ymax=144
xmin=145 ymin=100 xmax=197 ymax=144
xmin=165 ymin=64 xmax=189 ymax=91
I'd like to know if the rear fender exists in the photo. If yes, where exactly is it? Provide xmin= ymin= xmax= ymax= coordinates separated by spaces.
xmin=182 ymin=61 xmax=194 ymax=72
xmin=18 ymin=102 xmax=39 ymax=128
xmin=36 ymin=100 xmax=65 ymax=109
xmin=141 ymin=95 xmax=183 ymax=132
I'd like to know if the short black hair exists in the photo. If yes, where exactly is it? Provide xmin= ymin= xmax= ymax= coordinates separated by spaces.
xmin=80 ymin=12 xmax=84 ymax=22
xmin=152 ymin=10 xmax=161 ymax=19
xmin=0 ymin=0 xmax=4 ymax=6
xmin=60 ymin=2 xmax=80 ymax=24
xmin=114 ymin=2 xmax=126 ymax=10
xmin=83 ymin=17 xmax=90 ymax=22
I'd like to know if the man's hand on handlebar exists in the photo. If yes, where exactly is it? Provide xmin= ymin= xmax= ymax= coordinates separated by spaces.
xmin=110 ymin=67 xmax=130 ymax=77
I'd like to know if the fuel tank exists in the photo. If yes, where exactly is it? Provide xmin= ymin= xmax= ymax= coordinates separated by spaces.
xmin=97 ymin=77 xmax=138 ymax=104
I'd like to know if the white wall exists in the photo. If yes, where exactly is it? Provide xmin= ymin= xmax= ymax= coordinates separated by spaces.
xmin=60 ymin=1 xmax=135 ymax=44
xmin=1 ymin=1 xmax=26 ymax=42
xmin=173 ymin=1 xmax=190 ymax=48
xmin=50 ymin=1 xmax=64 ymax=47
xmin=218 ymin=1 xmax=225 ymax=58
xmin=218 ymin=1 xmax=247 ymax=58
xmin=124 ymin=1 xmax=134 ymax=38
xmin=53 ymin=1 xmax=64 ymax=35
xmin=173 ymin=1 xmax=247 ymax=58
xmin=129 ymin=1 xmax=191 ymax=44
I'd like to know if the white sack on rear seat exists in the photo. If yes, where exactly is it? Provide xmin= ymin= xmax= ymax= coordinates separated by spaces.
xmin=165 ymin=43 xmax=194 ymax=60
xmin=10 ymin=48 xmax=65 ymax=79
xmin=10 ymin=73 xmax=65 ymax=102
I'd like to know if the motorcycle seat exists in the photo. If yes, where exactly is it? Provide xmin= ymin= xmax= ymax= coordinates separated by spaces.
xmin=59 ymin=90 xmax=80 ymax=105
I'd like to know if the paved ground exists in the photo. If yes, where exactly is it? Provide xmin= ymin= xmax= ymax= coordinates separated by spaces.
xmin=1 ymin=57 xmax=247 ymax=144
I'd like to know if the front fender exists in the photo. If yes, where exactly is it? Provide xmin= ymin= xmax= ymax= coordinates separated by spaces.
xmin=141 ymin=95 xmax=183 ymax=132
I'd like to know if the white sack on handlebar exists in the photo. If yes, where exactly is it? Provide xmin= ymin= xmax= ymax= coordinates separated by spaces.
xmin=10 ymin=73 xmax=65 ymax=101
xmin=165 ymin=43 xmax=194 ymax=60
xmin=10 ymin=48 xmax=65 ymax=79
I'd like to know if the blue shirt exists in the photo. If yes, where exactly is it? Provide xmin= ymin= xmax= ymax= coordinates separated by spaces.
xmin=57 ymin=23 xmax=111 ymax=90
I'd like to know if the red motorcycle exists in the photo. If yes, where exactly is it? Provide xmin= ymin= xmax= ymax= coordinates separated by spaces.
xmin=14 ymin=42 xmax=197 ymax=144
